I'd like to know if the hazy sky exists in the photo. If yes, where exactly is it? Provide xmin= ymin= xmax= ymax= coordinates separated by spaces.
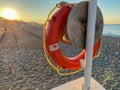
xmin=0 ymin=0 xmax=120 ymax=24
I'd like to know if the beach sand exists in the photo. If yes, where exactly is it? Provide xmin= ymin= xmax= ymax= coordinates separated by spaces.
xmin=0 ymin=35 xmax=120 ymax=90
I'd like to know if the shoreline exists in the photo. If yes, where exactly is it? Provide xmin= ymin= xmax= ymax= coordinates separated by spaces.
xmin=102 ymin=35 xmax=120 ymax=38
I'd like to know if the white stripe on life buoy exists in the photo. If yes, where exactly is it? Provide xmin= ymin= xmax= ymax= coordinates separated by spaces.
xmin=49 ymin=43 xmax=59 ymax=52
xmin=80 ymin=59 xmax=85 ymax=68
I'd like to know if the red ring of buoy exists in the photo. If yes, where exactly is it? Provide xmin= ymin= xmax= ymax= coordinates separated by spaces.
xmin=44 ymin=6 xmax=101 ymax=70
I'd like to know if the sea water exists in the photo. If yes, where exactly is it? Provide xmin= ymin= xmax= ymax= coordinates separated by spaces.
xmin=103 ymin=24 xmax=120 ymax=37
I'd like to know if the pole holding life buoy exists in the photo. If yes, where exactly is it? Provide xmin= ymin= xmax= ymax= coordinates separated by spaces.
xmin=83 ymin=0 xmax=98 ymax=90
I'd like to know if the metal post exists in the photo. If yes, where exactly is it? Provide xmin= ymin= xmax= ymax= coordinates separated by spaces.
xmin=83 ymin=0 xmax=97 ymax=90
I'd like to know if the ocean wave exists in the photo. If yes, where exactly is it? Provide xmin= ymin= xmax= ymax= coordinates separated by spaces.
xmin=103 ymin=24 xmax=120 ymax=37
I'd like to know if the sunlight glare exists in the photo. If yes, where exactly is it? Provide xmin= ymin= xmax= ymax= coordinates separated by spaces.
xmin=1 ymin=8 xmax=18 ymax=20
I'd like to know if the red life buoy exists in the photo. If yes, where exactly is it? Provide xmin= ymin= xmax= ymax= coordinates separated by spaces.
xmin=44 ymin=5 xmax=101 ymax=70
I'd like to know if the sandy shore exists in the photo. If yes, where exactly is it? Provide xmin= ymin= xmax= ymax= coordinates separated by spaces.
xmin=0 ymin=35 xmax=120 ymax=90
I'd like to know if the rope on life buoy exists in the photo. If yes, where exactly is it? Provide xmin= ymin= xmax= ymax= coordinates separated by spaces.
xmin=43 ymin=1 xmax=101 ymax=76
xmin=43 ymin=2 xmax=85 ymax=76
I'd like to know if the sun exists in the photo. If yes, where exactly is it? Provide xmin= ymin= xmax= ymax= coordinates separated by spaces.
xmin=1 ymin=8 xmax=18 ymax=20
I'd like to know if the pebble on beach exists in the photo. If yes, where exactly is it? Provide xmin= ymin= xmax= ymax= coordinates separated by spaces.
xmin=0 ymin=22 xmax=120 ymax=90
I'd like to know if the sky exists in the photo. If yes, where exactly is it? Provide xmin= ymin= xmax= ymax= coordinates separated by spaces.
xmin=0 ymin=0 xmax=120 ymax=24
